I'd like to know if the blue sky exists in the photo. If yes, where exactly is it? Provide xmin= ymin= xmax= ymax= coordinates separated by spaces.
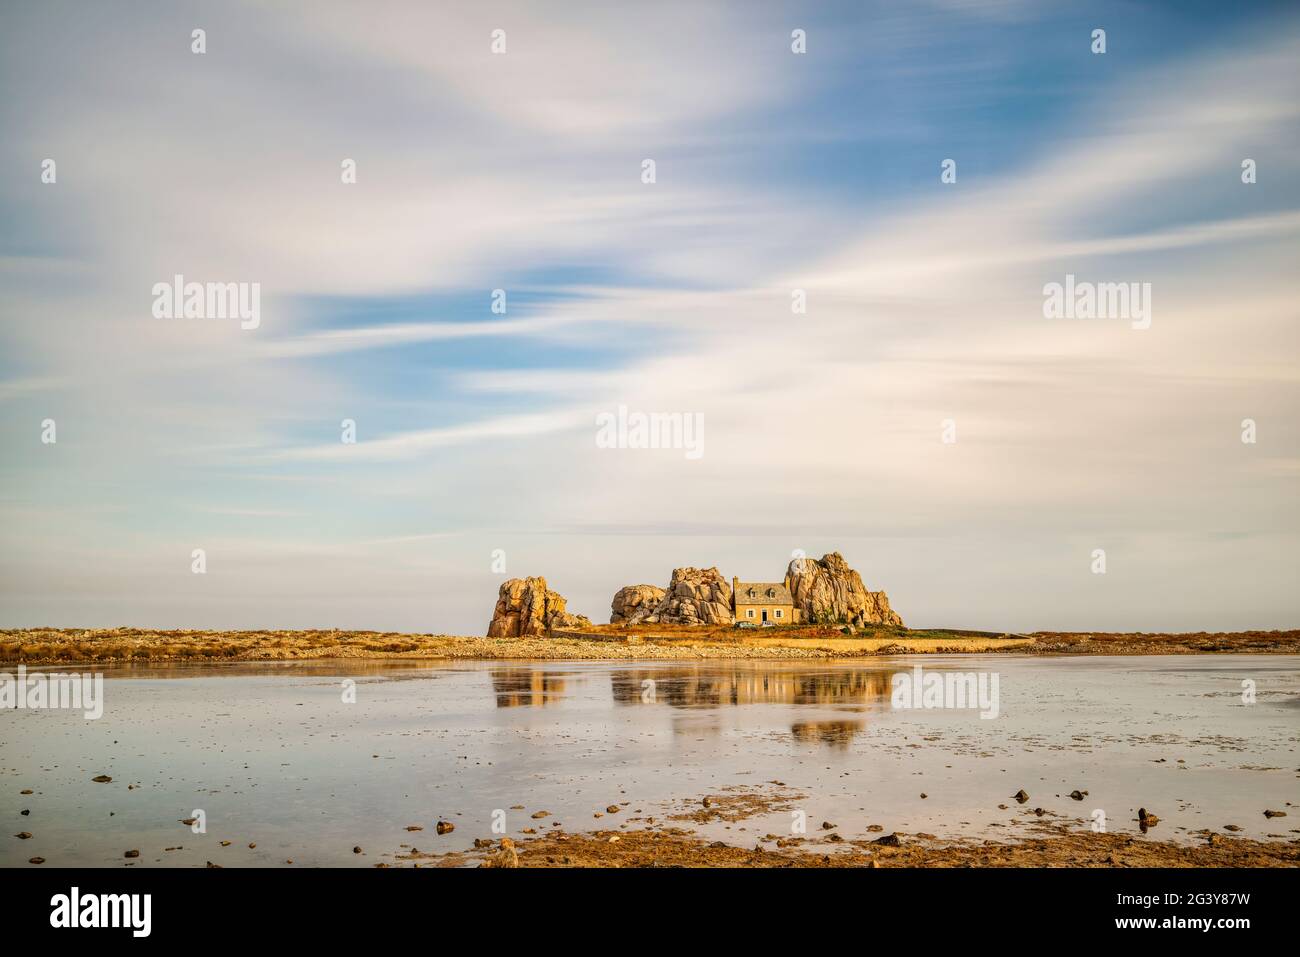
xmin=1 ymin=0 xmax=1297 ymax=634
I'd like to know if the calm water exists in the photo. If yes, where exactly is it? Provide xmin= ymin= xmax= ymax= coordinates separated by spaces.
xmin=3 ymin=655 xmax=1297 ymax=867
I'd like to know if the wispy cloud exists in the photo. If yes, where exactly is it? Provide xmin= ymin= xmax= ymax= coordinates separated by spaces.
xmin=1 ymin=1 xmax=1297 ymax=633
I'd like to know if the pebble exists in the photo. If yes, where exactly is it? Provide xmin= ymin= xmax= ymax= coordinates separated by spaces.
xmin=29 ymin=857 xmax=45 ymax=865
xmin=436 ymin=821 xmax=454 ymax=834
xmin=124 ymin=850 xmax=139 ymax=858
xmin=92 ymin=775 xmax=112 ymax=783
xmin=482 ymin=841 xmax=519 ymax=868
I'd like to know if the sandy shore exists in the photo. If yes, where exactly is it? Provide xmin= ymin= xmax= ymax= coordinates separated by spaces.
xmin=396 ymin=827 xmax=1300 ymax=868
xmin=389 ymin=782 xmax=1299 ymax=869
xmin=3 ymin=626 xmax=1297 ymax=664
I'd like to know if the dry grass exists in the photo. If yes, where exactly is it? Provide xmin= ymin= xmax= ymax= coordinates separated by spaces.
xmin=1 ymin=626 xmax=1296 ymax=665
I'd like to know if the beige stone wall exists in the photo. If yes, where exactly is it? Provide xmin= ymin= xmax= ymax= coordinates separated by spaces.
xmin=736 ymin=603 xmax=794 ymax=624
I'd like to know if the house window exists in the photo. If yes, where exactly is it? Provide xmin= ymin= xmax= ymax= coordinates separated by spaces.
xmin=747 ymin=609 xmax=755 ymax=618
xmin=775 ymin=609 xmax=782 ymax=619
xmin=767 ymin=588 xmax=775 ymax=598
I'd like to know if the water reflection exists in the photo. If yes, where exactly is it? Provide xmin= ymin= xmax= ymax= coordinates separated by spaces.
xmin=610 ymin=664 xmax=893 ymax=708
xmin=490 ymin=670 xmax=570 ymax=708
xmin=790 ymin=720 xmax=865 ymax=749
xmin=606 ymin=664 xmax=892 ymax=745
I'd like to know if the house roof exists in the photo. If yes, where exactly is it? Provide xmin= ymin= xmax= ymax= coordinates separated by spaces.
xmin=734 ymin=581 xmax=793 ymax=605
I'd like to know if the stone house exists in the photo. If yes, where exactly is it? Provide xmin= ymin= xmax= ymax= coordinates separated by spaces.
xmin=731 ymin=577 xmax=798 ymax=625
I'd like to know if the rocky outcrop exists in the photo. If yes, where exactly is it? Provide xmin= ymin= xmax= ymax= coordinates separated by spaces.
xmin=629 ymin=567 xmax=733 ymax=625
xmin=487 ymin=577 xmax=591 ymax=637
xmin=610 ymin=584 xmax=667 ymax=624
xmin=784 ymin=552 xmax=903 ymax=627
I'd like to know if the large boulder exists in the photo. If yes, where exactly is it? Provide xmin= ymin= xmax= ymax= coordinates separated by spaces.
xmin=630 ymin=567 xmax=733 ymax=625
xmin=784 ymin=553 xmax=903 ymax=627
xmin=610 ymin=584 xmax=667 ymax=624
xmin=487 ymin=577 xmax=591 ymax=637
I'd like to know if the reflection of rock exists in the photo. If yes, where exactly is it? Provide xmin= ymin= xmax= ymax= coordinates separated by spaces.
xmin=610 ymin=584 xmax=666 ymax=624
xmin=790 ymin=721 xmax=866 ymax=748
xmin=610 ymin=665 xmax=892 ymax=710
xmin=608 ymin=665 xmax=891 ymax=746
xmin=490 ymin=670 xmax=568 ymax=708
xmin=487 ymin=577 xmax=590 ymax=637
xmin=784 ymin=552 xmax=903 ymax=627
xmin=631 ymin=567 xmax=732 ymax=625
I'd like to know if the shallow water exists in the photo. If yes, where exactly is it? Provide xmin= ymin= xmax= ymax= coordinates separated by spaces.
xmin=2 ymin=655 xmax=1296 ymax=867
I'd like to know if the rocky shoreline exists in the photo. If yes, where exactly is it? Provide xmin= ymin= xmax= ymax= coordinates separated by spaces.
xmin=3 ymin=626 xmax=1297 ymax=665
xmin=396 ymin=827 xmax=1300 ymax=869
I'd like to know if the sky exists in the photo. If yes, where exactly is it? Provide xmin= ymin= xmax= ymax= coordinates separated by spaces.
xmin=1 ymin=0 xmax=1297 ymax=635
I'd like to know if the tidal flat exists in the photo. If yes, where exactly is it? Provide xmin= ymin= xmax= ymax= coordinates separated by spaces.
xmin=3 ymin=655 xmax=1296 ymax=868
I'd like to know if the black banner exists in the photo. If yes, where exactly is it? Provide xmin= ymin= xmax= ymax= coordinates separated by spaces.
xmin=0 ymin=866 xmax=1290 ymax=943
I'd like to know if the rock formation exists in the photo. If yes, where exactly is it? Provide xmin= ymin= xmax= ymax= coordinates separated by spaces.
xmin=609 ymin=584 xmax=667 ymax=624
xmin=628 ymin=567 xmax=733 ymax=625
xmin=784 ymin=552 xmax=903 ymax=627
xmin=487 ymin=577 xmax=591 ymax=637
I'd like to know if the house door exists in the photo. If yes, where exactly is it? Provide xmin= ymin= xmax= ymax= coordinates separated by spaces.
xmin=761 ymin=610 xmax=768 ymax=623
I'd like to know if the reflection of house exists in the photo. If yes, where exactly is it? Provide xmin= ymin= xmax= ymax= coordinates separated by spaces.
xmin=490 ymin=670 xmax=567 ymax=708
xmin=790 ymin=721 xmax=864 ymax=749
xmin=732 ymin=578 xmax=799 ymax=624
xmin=609 ymin=665 xmax=892 ymax=708
xmin=606 ymin=665 xmax=892 ymax=747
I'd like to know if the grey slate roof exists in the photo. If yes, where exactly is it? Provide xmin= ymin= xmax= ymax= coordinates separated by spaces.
xmin=734 ymin=582 xmax=793 ymax=605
